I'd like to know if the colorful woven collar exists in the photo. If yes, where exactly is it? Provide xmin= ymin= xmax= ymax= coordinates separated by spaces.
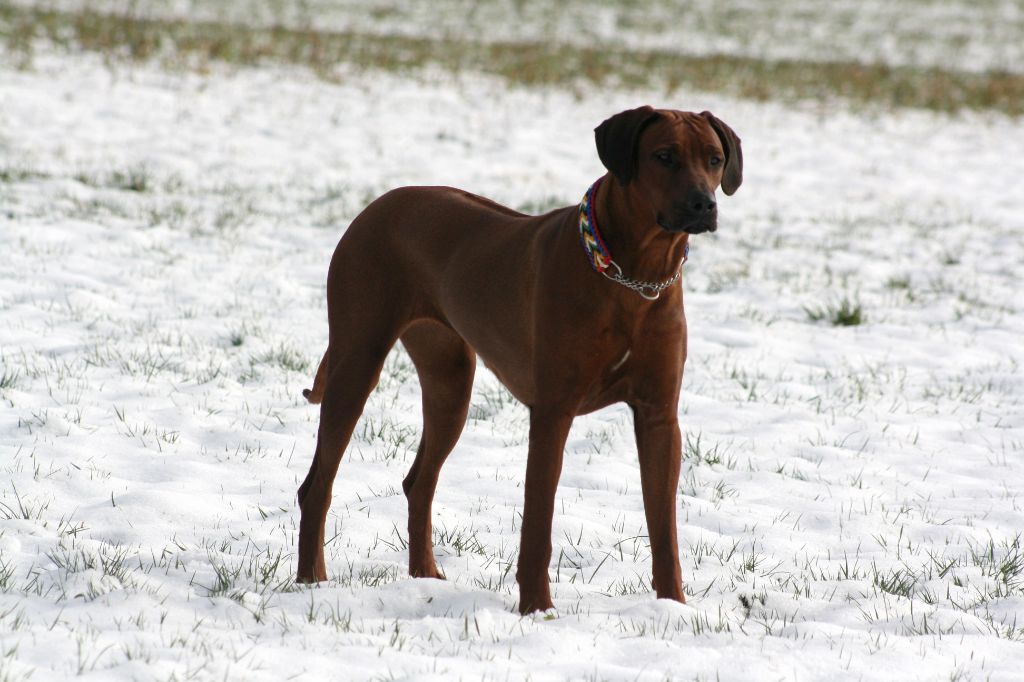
xmin=578 ymin=178 xmax=614 ymax=272
xmin=577 ymin=178 xmax=688 ymax=300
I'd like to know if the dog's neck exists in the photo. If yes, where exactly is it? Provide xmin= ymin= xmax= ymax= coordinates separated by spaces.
xmin=593 ymin=174 xmax=690 ymax=284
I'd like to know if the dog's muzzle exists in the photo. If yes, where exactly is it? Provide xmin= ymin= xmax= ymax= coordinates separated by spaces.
xmin=658 ymin=190 xmax=718 ymax=234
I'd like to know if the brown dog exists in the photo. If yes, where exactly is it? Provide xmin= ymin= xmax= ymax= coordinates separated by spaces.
xmin=296 ymin=106 xmax=742 ymax=614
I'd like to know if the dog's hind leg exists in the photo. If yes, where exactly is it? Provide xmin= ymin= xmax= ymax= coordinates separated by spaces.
xmin=400 ymin=320 xmax=476 ymax=579
xmin=296 ymin=332 xmax=396 ymax=583
xmin=295 ymin=349 xmax=331 ymax=515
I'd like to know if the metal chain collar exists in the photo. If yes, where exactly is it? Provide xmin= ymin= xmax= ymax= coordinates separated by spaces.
xmin=601 ymin=258 xmax=684 ymax=301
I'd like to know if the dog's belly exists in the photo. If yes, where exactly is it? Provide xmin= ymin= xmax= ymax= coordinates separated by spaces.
xmin=436 ymin=298 xmax=539 ymax=406
xmin=444 ymin=307 xmax=636 ymax=414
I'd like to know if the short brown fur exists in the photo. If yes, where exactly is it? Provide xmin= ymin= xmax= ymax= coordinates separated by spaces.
xmin=296 ymin=107 xmax=743 ymax=614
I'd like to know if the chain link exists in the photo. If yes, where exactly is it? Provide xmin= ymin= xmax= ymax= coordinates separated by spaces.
xmin=601 ymin=260 xmax=683 ymax=301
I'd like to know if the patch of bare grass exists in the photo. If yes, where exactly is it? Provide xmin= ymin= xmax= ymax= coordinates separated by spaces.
xmin=2 ymin=5 xmax=1023 ymax=115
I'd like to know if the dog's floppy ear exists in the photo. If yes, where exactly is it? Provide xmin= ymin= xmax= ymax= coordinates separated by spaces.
xmin=700 ymin=111 xmax=743 ymax=195
xmin=594 ymin=106 xmax=661 ymax=185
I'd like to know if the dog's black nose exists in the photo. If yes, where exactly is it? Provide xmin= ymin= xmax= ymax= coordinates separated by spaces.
xmin=687 ymin=190 xmax=717 ymax=216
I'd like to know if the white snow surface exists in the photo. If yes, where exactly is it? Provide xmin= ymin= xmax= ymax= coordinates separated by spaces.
xmin=2 ymin=51 xmax=1024 ymax=681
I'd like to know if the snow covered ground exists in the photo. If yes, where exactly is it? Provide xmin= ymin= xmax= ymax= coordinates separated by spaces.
xmin=2 ymin=45 xmax=1023 ymax=681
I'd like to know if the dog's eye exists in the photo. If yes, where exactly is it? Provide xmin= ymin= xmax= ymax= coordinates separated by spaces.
xmin=710 ymin=155 xmax=724 ymax=167
xmin=655 ymin=151 xmax=673 ymax=166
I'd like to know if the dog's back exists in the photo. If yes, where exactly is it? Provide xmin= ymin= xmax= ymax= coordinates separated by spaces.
xmin=304 ymin=186 xmax=574 ymax=404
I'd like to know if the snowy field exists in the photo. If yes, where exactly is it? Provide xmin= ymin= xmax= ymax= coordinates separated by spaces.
xmin=10 ymin=0 xmax=1024 ymax=74
xmin=2 ymin=30 xmax=1024 ymax=682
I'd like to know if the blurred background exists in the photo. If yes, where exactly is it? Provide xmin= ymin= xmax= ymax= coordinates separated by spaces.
xmin=3 ymin=0 xmax=1023 ymax=113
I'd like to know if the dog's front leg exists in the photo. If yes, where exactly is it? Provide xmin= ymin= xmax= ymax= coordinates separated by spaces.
xmin=632 ymin=404 xmax=686 ymax=603
xmin=516 ymin=409 xmax=574 ymax=614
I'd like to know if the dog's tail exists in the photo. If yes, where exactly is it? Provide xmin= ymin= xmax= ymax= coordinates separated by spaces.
xmin=302 ymin=347 xmax=329 ymax=404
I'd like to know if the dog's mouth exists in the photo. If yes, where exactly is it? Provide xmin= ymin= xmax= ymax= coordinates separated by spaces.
xmin=657 ymin=215 xmax=718 ymax=235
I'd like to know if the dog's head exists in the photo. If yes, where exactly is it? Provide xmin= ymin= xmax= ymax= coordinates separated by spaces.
xmin=595 ymin=106 xmax=743 ymax=234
